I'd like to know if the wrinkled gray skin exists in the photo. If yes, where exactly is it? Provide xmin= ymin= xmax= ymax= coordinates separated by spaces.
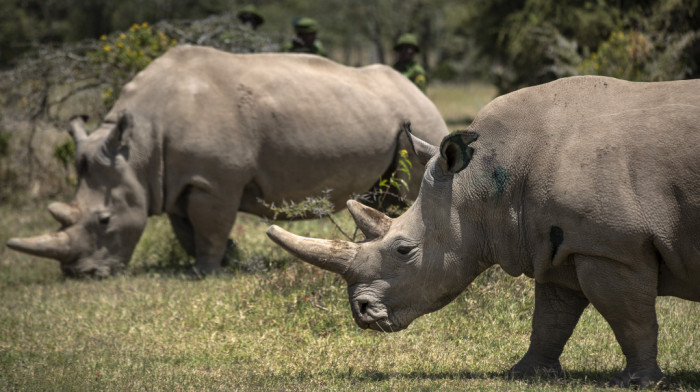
xmin=267 ymin=76 xmax=700 ymax=388
xmin=6 ymin=45 xmax=447 ymax=277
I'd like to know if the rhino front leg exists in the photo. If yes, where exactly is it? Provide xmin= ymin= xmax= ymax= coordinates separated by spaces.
xmin=509 ymin=282 xmax=589 ymax=379
xmin=574 ymin=254 xmax=665 ymax=388
xmin=187 ymin=187 xmax=239 ymax=275
xmin=168 ymin=215 xmax=196 ymax=256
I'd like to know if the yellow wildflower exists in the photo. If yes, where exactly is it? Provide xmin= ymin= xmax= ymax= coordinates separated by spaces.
xmin=100 ymin=35 xmax=107 ymax=41
xmin=103 ymin=45 xmax=111 ymax=52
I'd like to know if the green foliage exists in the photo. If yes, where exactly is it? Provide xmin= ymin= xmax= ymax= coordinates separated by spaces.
xmin=89 ymin=22 xmax=176 ymax=107
xmin=0 ymin=130 xmax=9 ymax=158
xmin=52 ymin=137 xmax=77 ymax=186
xmin=373 ymin=148 xmax=412 ymax=216
xmin=260 ymin=150 xmax=414 ymax=240
xmin=578 ymin=31 xmax=653 ymax=81
xmin=260 ymin=190 xmax=358 ymax=241
xmin=464 ymin=0 xmax=699 ymax=92
xmin=52 ymin=138 xmax=75 ymax=170
xmin=91 ymin=23 xmax=176 ymax=75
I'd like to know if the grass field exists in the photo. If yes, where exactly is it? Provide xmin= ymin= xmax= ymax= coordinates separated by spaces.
xmin=1 ymin=83 xmax=698 ymax=391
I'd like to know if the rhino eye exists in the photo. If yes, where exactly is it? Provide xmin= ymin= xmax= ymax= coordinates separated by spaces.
xmin=396 ymin=245 xmax=413 ymax=256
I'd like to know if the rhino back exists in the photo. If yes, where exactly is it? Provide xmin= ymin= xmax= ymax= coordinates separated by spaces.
xmin=463 ymin=76 xmax=700 ymax=281
xmin=105 ymin=45 xmax=447 ymax=215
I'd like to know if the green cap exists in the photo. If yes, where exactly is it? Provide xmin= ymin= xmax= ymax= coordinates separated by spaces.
xmin=238 ymin=5 xmax=264 ymax=25
xmin=293 ymin=17 xmax=319 ymax=34
xmin=394 ymin=33 xmax=420 ymax=52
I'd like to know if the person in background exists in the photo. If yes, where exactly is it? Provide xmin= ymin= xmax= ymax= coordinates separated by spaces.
xmin=282 ymin=17 xmax=327 ymax=57
xmin=237 ymin=5 xmax=264 ymax=30
xmin=393 ymin=33 xmax=427 ymax=93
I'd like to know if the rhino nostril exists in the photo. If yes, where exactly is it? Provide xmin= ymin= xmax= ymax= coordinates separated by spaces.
xmin=359 ymin=300 xmax=369 ymax=316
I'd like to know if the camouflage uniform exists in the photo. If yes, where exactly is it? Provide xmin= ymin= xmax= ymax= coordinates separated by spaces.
xmin=237 ymin=5 xmax=264 ymax=30
xmin=393 ymin=33 xmax=427 ymax=93
xmin=282 ymin=17 xmax=328 ymax=57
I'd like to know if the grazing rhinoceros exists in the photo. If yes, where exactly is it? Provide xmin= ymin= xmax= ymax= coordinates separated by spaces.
xmin=6 ymin=45 xmax=448 ymax=277
xmin=267 ymin=76 xmax=700 ymax=388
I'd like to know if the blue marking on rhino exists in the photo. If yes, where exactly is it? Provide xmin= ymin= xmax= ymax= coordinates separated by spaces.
xmin=492 ymin=166 xmax=509 ymax=195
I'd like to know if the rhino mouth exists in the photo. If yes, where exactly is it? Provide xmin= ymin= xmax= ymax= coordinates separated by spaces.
xmin=365 ymin=317 xmax=406 ymax=333
xmin=351 ymin=297 xmax=405 ymax=332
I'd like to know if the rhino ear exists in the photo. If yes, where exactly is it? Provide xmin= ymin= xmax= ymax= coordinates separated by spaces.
xmin=401 ymin=122 xmax=438 ymax=165
xmin=104 ymin=111 xmax=134 ymax=156
xmin=439 ymin=131 xmax=479 ymax=174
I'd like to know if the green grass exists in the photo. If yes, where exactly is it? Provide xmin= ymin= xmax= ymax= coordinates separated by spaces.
xmin=1 ymin=205 xmax=699 ymax=391
xmin=1 ymin=83 xmax=699 ymax=391
xmin=427 ymin=81 xmax=498 ymax=131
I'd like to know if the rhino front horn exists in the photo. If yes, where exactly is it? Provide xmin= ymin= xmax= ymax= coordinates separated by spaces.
xmin=6 ymin=232 xmax=76 ymax=262
xmin=266 ymin=225 xmax=357 ymax=275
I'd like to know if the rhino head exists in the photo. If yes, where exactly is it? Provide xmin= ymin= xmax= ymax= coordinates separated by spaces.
xmin=7 ymin=113 xmax=150 ymax=277
xmin=267 ymin=130 xmax=490 ymax=331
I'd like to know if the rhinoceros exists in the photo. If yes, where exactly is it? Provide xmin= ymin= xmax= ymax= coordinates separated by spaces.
xmin=267 ymin=76 xmax=700 ymax=388
xmin=6 ymin=45 xmax=448 ymax=277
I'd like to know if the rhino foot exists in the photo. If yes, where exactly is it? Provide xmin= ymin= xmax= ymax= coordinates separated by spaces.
xmin=607 ymin=366 xmax=666 ymax=389
xmin=508 ymin=356 xmax=563 ymax=379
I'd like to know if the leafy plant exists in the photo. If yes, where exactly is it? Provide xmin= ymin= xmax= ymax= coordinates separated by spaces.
xmin=92 ymin=22 xmax=176 ymax=75
xmin=52 ymin=137 xmax=77 ymax=186
xmin=90 ymin=22 xmax=176 ymax=107
xmin=578 ymin=30 xmax=653 ymax=81
xmin=259 ymin=189 xmax=358 ymax=241
xmin=0 ymin=130 xmax=9 ymax=158
xmin=376 ymin=148 xmax=412 ymax=212
xmin=260 ymin=151 xmax=414 ymax=240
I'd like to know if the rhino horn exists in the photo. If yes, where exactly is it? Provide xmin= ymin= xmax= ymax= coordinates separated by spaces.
xmin=266 ymin=225 xmax=357 ymax=275
xmin=346 ymin=200 xmax=391 ymax=240
xmin=68 ymin=115 xmax=89 ymax=145
xmin=402 ymin=122 xmax=438 ymax=165
xmin=48 ymin=202 xmax=81 ymax=226
xmin=6 ymin=232 xmax=75 ymax=262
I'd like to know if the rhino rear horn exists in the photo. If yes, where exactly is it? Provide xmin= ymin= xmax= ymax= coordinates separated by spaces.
xmin=266 ymin=225 xmax=357 ymax=275
xmin=346 ymin=200 xmax=391 ymax=240
xmin=402 ymin=122 xmax=438 ymax=165
xmin=48 ymin=202 xmax=81 ymax=226
xmin=6 ymin=232 xmax=76 ymax=262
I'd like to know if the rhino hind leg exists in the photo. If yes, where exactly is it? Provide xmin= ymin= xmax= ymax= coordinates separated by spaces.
xmin=574 ymin=254 xmax=665 ymax=388
xmin=509 ymin=282 xmax=589 ymax=380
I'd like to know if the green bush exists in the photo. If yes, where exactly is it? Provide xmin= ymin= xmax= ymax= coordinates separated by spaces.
xmin=0 ymin=130 xmax=9 ymax=158
xmin=90 ymin=22 xmax=176 ymax=107
xmin=578 ymin=30 xmax=653 ymax=81
xmin=91 ymin=22 xmax=176 ymax=75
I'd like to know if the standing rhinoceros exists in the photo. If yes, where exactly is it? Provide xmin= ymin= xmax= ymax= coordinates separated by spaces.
xmin=6 ymin=45 xmax=448 ymax=277
xmin=267 ymin=76 xmax=700 ymax=388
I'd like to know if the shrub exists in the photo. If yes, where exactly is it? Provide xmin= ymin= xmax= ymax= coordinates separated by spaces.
xmin=90 ymin=22 xmax=176 ymax=107
xmin=578 ymin=30 xmax=653 ymax=81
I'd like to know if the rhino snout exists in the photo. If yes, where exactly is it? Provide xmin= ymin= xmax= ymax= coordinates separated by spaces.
xmin=351 ymin=296 xmax=391 ymax=330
